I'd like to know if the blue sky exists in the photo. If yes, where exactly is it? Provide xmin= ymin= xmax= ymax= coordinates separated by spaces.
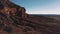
xmin=11 ymin=0 xmax=60 ymax=14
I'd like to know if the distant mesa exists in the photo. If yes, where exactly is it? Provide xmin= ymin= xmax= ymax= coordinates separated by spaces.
xmin=0 ymin=0 xmax=27 ymax=18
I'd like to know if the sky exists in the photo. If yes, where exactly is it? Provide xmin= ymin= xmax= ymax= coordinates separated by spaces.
xmin=11 ymin=0 xmax=60 ymax=14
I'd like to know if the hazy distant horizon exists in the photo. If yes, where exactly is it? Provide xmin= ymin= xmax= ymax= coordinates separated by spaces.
xmin=11 ymin=0 xmax=60 ymax=14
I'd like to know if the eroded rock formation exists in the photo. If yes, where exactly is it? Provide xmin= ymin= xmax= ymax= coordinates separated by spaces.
xmin=0 ymin=0 xmax=60 ymax=34
xmin=0 ymin=0 xmax=27 ymax=18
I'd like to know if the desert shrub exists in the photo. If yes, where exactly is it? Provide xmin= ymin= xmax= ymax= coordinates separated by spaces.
xmin=0 ymin=3 xmax=4 ymax=9
xmin=3 ymin=26 xmax=12 ymax=34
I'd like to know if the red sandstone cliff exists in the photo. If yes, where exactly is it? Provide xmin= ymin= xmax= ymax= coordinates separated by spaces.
xmin=0 ymin=0 xmax=27 ymax=18
xmin=0 ymin=0 xmax=60 ymax=34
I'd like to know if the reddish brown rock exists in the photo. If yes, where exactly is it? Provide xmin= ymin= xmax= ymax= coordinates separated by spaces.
xmin=0 ymin=0 xmax=27 ymax=18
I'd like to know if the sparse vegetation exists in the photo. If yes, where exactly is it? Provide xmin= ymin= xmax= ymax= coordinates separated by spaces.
xmin=3 ymin=26 xmax=12 ymax=34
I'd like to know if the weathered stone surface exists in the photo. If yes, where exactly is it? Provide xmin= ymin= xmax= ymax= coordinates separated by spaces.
xmin=0 ymin=0 xmax=27 ymax=18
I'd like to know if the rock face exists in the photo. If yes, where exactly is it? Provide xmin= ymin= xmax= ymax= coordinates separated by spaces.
xmin=0 ymin=0 xmax=27 ymax=18
xmin=0 ymin=0 xmax=60 ymax=34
